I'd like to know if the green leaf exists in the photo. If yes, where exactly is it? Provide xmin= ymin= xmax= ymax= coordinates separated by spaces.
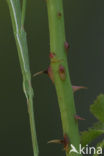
xmin=93 ymin=122 xmax=104 ymax=130
xmin=81 ymin=95 xmax=104 ymax=149
xmin=90 ymin=94 xmax=104 ymax=122
xmin=81 ymin=128 xmax=104 ymax=146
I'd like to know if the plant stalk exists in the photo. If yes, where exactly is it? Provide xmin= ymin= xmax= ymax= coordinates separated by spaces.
xmin=21 ymin=0 xmax=27 ymax=27
xmin=6 ymin=0 xmax=39 ymax=156
xmin=47 ymin=0 xmax=81 ymax=155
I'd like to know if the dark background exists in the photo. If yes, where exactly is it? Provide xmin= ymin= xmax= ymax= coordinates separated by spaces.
xmin=0 ymin=0 xmax=104 ymax=156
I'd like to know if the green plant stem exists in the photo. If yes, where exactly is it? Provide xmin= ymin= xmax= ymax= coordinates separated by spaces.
xmin=6 ymin=1 xmax=39 ymax=156
xmin=47 ymin=0 xmax=81 ymax=156
xmin=21 ymin=0 xmax=27 ymax=26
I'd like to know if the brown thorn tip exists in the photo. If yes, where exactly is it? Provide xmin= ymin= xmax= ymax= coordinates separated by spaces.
xmin=48 ymin=139 xmax=62 ymax=144
xmin=48 ymin=135 xmax=69 ymax=152
xmin=72 ymin=85 xmax=88 ymax=92
xmin=33 ymin=70 xmax=48 ymax=77
xmin=75 ymin=115 xmax=85 ymax=121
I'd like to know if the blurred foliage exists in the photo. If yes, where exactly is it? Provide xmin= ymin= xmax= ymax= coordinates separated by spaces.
xmin=81 ymin=95 xmax=104 ymax=152
xmin=90 ymin=94 xmax=104 ymax=122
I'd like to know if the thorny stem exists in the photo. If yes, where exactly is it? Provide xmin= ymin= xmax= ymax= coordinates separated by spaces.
xmin=6 ymin=0 xmax=39 ymax=156
xmin=47 ymin=0 xmax=82 ymax=156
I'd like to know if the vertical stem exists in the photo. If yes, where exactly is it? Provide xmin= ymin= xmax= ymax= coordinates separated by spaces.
xmin=47 ymin=1 xmax=81 ymax=156
xmin=6 ymin=0 xmax=39 ymax=156
xmin=21 ymin=0 xmax=27 ymax=27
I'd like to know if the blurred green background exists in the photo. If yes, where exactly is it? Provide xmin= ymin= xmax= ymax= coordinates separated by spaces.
xmin=0 ymin=0 xmax=104 ymax=156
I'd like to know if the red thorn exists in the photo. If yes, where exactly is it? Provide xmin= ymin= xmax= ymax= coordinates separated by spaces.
xmin=64 ymin=41 xmax=69 ymax=51
xmin=48 ymin=66 xmax=54 ymax=83
xmin=48 ymin=134 xmax=69 ymax=152
xmin=72 ymin=85 xmax=88 ymax=93
xmin=33 ymin=66 xmax=54 ymax=83
xmin=75 ymin=115 xmax=85 ymax=121
xmin=59 ymin=65 xmax=66 ymax=80
xmin=58 ymin=12 xmax=62 ymax=17
xmin=49 ymin=52 xmax=56 ymax=59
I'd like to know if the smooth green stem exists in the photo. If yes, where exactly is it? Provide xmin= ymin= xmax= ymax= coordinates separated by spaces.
xmin=21 ymin=0 xmax=27 ymax=27
xmin=6 ymin=0 xmax=39 ymax=156
xmin=47 ymin=1 xmax=81 ymax=156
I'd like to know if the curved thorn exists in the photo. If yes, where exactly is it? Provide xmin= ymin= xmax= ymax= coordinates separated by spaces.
xmin=75 ymin=115 xmax=85 ymax=121
xmin=72 ymin=85 xmax=88 ymax=93
xmin=33 ymin=70 xmax=47 ymax=77
xmin=48 ymin=139 xmax=62 ymax=144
